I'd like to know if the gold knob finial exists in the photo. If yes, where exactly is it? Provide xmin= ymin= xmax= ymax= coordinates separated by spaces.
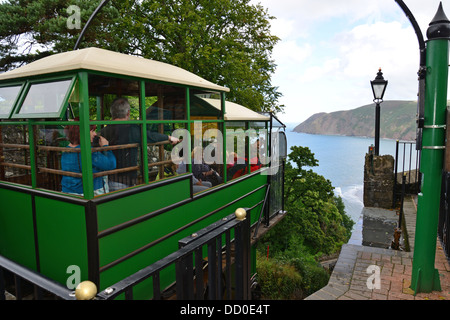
xmin=75 ymin=281 xmax=97 ymax=300
xmin=235 ymin=208 xmax=247 ymax=221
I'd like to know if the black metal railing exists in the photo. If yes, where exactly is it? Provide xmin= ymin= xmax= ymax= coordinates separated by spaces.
xmin=439 ymin=172 xmax=450 ymax=264
xmin=97 ymin=208 xmax=252 ymax=300
xmin=393 ymin=140 xmax=421 ymax=207
xmin=1 ymin=208 xmax=252 ymax=300
xmin=0 ymin=255 xmax=75 ymax=300
xmin=268 ymin=162 xmax=285 ymax=220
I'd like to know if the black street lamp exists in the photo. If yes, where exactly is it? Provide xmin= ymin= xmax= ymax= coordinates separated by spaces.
xmin=370 ymin=68 xmax=388 ymax=155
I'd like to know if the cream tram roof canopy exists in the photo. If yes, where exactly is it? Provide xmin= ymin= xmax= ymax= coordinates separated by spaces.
xmin=201 ymin=98 xmax=270 ymax=121
xmin=0 ymin=47 xmax=229 ymax=93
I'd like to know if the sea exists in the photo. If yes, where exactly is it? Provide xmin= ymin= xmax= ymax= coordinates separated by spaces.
xmin=284 ymin=126 xmax=418 ymax=232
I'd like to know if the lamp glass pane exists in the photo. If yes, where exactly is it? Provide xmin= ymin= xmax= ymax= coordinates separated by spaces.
xmin=372 ymin=83 xmax=386 ymax=100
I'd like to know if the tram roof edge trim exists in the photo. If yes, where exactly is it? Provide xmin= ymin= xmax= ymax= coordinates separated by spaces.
xmin=0 ymin=47 xmax=230 ymax=92
xmin=201 ymin=98 xmax=270 ymax=121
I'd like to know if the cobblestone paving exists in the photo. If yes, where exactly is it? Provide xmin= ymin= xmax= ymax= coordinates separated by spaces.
xmin=305 ymin=196 xmax=450 ymax=300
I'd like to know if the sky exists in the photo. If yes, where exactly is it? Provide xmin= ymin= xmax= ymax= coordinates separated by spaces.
xmin=251 ymin=0 xmax=450 ymax=126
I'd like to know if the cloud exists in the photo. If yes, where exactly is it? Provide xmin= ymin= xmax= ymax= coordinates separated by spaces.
xmin=273 ymin=40 xmax=312 ymax=64
xmin=337 ymin=21 xmax=419 ymax=83
xmin=254 ymin=0 xmax=450 ymax=125
xmin=258 ymin=0 xmax=400 ymax=35
xmin=298 ymin=58 xmax=341 ymax=83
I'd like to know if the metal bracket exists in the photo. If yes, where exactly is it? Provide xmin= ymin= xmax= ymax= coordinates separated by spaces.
xmin=423 ymin=124 xmax=447 ymax=129
xmin=422 ymin=146 xmax=446 ymax=150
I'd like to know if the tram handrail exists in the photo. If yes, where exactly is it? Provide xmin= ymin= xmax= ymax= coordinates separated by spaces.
xmin=148 ymin=159 xmax=173 ymax=168
xmin=0 ymin=141 xmax=170 ymax=153
xmin=0 ymin=139 xmax=173 ymax=178
xmin=91 ymin=143 xmax=139 ymax=152
xmin=37 ymin=165 xmax=141 ymax=178
xmin=39 ymin=167 xmax=82 ymax=178
xmin=0 ymin=162 xmax=31 ymax=170
xmin=93 ymin=166 xmax=140 ymax=178
xmin=0 ymin=143 xmax=30 ymax=150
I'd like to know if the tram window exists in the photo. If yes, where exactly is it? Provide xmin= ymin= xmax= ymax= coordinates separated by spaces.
xmin=191 ymin=122 xmax=224 ymax=188
xmin=65 ymin=80 xmax=80 ymax=120
xmin=88 ymin=74 xmax=141 ymax=120
xmin=190 ymin=90 xmax=222 ymax=120
xmin=0 ymin=124 xmax=32 ymax=186
xmin=0 ymin=84 xmax=23 ymax=119
xmin=144 ymin=82 xmax=186 ymax=185
xmin=149 ymin=123 xmax=187 ymax=182
xmin=87 ymin=75 xmax=144 ymax=193
xmin=14 ymin=78 xmax=75 ymax=118
xmin=34 ymin=124 xmax=68 ymax=192
xmin=99 ymin=122 xmax=144 ymax=192
xmin=249 ymin=122 xmax=268 ymax=169
xmin=225 ymin=122 xmax=249 ymax=181
xmin=145 ymin=82 xmax=186 ymax=121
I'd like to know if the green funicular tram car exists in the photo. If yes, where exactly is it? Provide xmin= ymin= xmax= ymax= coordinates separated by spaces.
xmin=0 ymin=47 xmax=287 ymax=300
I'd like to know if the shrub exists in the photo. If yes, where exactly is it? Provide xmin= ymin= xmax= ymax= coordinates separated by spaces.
xmin=254 ymin=145 xmax=354 ymax=299
xmin=256 ymin=253 xmax=304 ymax=300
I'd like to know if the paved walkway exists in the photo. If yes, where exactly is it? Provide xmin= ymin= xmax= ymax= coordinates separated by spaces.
xmin=305 ymin=195 xmax=450 ymax=300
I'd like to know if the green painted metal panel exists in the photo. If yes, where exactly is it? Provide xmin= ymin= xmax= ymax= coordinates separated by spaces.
xmin=97 ymin=173 xmax=267 ymax=295
xmin=0 ymin=189 xmax=36 ymax=270
xmin=98 ymin=174 xmax=265 ymax=266
xmin=96 ymin=179 xmax=191 ymax=232
xmin=35 ymin=196 xmax=88 ymax=285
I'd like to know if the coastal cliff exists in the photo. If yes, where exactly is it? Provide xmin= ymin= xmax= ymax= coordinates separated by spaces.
xmin=293 ymin=100 xmax=417 ymax=141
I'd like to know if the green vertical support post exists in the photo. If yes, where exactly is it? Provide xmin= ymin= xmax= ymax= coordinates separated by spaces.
xmin=186 ymin=88 xmax=192 ymax=173
xmin=411 ymin=3 xmax=450 ymax=294
xmin=221 ymin=92 xmax=227 ymax=183
xmin=246 ymin=121 xmax=251 ymax=176
xmin=96 ymin=97 xmax=102 ymax=123
xmin=140 ymin=80 xmax=149 ymax=184
xmin=27 ymin=120 xmax=37 ymax=188
xmin=78 ymin=72 xmax=94 ymax=199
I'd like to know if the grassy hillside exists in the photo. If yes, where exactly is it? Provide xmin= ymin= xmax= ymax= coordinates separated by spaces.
xmin=293 ymin=100 xmax=417 ymax=141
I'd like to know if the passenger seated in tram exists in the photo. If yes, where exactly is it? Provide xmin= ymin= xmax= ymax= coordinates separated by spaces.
xmin=61 ymin=121 xmax=116 ymax=196
xmin=191 ymin=146 xmax=223 ymax=187
xmin=226 ymin=148 xmax=262 ymax=181
xmin=155 ymin=162 xmax=177 ymax=180
xmin=176 ymin=151 xmax=212 ymax=193
xmin=100 ymin=97 xmax=181 ymax=191
xmin=226 ymin=152 xmax=247 ymax=180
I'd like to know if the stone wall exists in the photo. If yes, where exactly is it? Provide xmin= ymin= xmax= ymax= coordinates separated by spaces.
xmin=363 ymin=153 xmax=394 ymax=208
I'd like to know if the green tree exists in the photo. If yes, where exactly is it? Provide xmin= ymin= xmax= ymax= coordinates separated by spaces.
xmin=0 ymin=0 xmax=283 ymax=113
xmin=0 ymin=0 xmax=123 ymax=70
xmin=263 ymin=145 xmax=354 ymax=256
xmin=256 ymin=145 xmax=354 ymax=299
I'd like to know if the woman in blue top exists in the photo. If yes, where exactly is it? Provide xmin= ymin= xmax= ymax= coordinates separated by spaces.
xmin=61 ymin=122 xmax=116 ymax=196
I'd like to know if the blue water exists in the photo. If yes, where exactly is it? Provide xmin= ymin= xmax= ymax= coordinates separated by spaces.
xmin=284 ymin=128 xmax=418 ymax=225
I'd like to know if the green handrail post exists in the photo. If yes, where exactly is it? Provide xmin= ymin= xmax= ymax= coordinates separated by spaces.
xmin=79 ymin=72 xmax=95 ymax=199
xmin=186 ymin=88 xmax=192 ymax=174
xmin=140 ymin=80 xmax=149 ymax=184
xmin=410 ymin=2 xmax=450 ymax=294
xmin=221 ymin=92 xmax=227 ymax=183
